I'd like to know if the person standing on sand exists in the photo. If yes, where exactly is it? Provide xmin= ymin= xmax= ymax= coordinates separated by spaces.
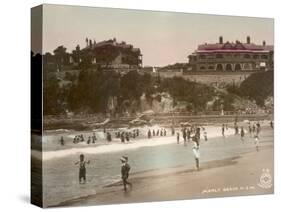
xmin=182 ymin=128 xmax=187 ymax=146
xmin=203 ymin=130 xmax=208 ymax=141
xmin=256 ymin=122 xmax=261 ymax=136
xmin=196 ymin=127 xmax=201 ymax=140
xmin=248 ymin=124 xmax=252 ymax=137
xmin=187 ymin=128 xmax=191 ymax=142
xmin=60 ymin=136 xmax=64 ymax=146
xmin=125 ymin=132 xmax=130 ymax=142
xmin=254 ymin=134 xmax=260 ymax=152
xmin=121 ymin=132 xmax=125 ymax=143
xmin=240 ymin=127 xmax=245 ymax=142
xmin=148 ymin=129 xmax=151 ymax=139
xmin=120 ymin=156 xmax=132 ymax=192
xmin=176 ymin=132 xmax=180 ymax=144
xmin=192 ymin=134 xmax=200 ymax=170
xmin=75 ymin=154 xmax=90 ymax=184
xmin=92 ymin=132 xmax=97 ymax=143
xmin=222 ymin=124 xmax=225 ymax=137
xmin=252 ymin=124 xmax=256 ymax=134
xmin=107 ymin=132 xmax=112 ymax=142
xmin=87 ymin=136 xmax=91 ymax=144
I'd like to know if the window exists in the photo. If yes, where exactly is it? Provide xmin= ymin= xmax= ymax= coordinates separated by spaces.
xmin=216 ymin=64 xmax=223 ymax=71
xmin=234 ymin=64 xmax=242 ymax=71
xmin=253 ymin=54 xmax=259 ymax=59
xmin=261 ymin=55 xmax=268 ymax=59
xmin=199 ymin=54 xmax=206 ymax=59
xmin=244 ymin=54 xmax=251 ymax=59
xmin=216 ymin=54 xmax=223 ymax=59
xmin=225 ymin=64 xmax=232 ymax=71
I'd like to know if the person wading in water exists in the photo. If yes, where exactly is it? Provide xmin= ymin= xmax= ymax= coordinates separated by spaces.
xmin=75 ymin=154 xmax=90 ymax=184
xmin=120 ymin=156 xmax=132 ymax=192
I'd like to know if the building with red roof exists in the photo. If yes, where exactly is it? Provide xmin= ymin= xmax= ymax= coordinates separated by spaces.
xmin=188 ymin=36 xmax=273 ymax=72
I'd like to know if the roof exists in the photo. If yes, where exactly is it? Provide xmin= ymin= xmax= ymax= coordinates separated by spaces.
xmin=197 ymin=41 xmax=273 ymax=53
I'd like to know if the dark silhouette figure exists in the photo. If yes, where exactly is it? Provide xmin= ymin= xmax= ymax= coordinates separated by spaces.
xmin=120 ymin=156 xmax=132 ymax=192
xmin=75 ymin=154 xmax=90 ymax=184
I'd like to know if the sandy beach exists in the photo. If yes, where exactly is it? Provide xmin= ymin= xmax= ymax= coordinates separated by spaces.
xmin=45 ymin=124 xmax=274 ymax=208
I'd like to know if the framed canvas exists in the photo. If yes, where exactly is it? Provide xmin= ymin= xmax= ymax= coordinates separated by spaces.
xmin=31 ymin=4 xmax=274 ymax=208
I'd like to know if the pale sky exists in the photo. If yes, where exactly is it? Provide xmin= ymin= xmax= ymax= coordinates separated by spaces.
xmin=37 ymin=4 xmax=274 ymax=66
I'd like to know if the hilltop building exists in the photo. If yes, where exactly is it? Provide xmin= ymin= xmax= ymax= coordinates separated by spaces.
xmin=188 ymin=36 xmax=273 ymax=72
xmin=43 ymin=38 xmax=142 ymax=72
xmin=71 ymin=38 xmax=143 ymax=68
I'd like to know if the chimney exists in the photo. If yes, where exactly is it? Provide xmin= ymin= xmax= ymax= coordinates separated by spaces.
xmin=263 ymin=40 xmax=266 ymax=46
xmin=246 ymin=36 xmax=251 ymax=44
xmin=219 ymin=36 xmax=223 ymax=44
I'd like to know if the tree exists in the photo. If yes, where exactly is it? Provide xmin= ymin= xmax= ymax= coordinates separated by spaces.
xmin=53 ymin=45 xmax=67 ymax=71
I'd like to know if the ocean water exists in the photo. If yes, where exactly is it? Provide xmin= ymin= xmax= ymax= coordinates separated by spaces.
xmin=38 ymin=125 xmax=273 ymax=207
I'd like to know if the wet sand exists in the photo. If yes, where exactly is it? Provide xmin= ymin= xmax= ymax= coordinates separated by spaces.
xmin=54 ymin=133 xmax=274 ymax=207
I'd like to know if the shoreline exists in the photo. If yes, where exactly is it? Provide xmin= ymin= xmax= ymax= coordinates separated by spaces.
xmin=52 ymin=145 xmax=274 ymax=207
xmin=35 ymin=124 xmax=273 ymax=208
xmin=33 ymin=125 xmax=236 ymax=161
xmin=43 ymin=114 xmax=272 ymax=131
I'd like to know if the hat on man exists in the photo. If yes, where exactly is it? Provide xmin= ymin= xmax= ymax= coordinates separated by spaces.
xmin=120 ymin=156 xmax=128 ymax=162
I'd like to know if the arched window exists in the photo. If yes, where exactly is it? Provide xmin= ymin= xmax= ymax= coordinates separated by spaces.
xmin=226 ymin=64 xmax=232 ymax=71
xmin=243 ymin=63 xmax=253 ymax=70
xmin=216 ymin=64 xmax=223 ymax=71
xmin=234 ymin=64 xmax=242 ymax=71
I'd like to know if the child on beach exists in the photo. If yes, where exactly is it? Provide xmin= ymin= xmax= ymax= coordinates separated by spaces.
xmin=176 ymin=132 xmax=180 ymax=144
xmin=75 ymin=154 xmax=90 ymax=184
xmin=120 ymin=156 xmax=132 ymax=192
